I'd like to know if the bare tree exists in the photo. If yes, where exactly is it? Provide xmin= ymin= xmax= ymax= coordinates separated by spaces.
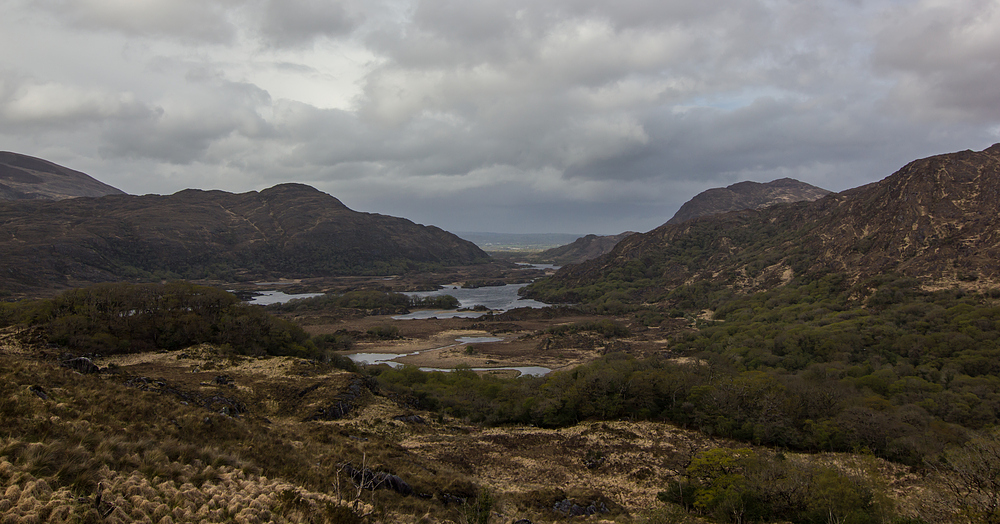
xmin=933 ymin=431 xmax=1000 ymax=523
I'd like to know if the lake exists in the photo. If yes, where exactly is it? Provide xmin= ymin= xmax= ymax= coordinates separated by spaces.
xmin=394 ymin=283 xmax=550 ymax=319
xmin=247 ymin=290 xmax=324 ymax=305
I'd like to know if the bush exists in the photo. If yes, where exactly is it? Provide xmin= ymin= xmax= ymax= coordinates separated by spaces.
xmin=366 ymin=325 xmax=401 ymax=340
xmin=312 ymin=333 xmax=354 ymax=352
xmin=546 ymin=319 xmax=630 ymax=338
xmin=661 ymin=448 xmax=890 ymax=524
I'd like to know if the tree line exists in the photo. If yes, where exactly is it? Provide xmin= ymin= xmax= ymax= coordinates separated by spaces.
xmin=0 ymin=282 xmax=316 ymax=358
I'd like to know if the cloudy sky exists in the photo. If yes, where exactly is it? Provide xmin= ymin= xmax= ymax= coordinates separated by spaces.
xmin=1 ymin=0 xmax=999 ymax=234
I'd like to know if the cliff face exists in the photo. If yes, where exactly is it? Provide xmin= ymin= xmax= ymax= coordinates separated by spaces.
xmin=0 ymin=152 xmax=125 ymax=200
xmin=0 ymin=183 xmax=489 ymax=291
xmin=530 ymin=145 xmax=1000 ymax=303
xmin=666 ymin=178 xmax=831 ymax=225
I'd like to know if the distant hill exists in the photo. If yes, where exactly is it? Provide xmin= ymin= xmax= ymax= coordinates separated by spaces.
xmin=0 ymin=183 xmax=488 ymax=291
xmin=527 ymin=144 xmax=1000 ymax=304
xmin=456 ymin=232 xmax=582 ymax=252
xmin=666 ymin=178 xmax=831 ymax=225
xmin=0 ymin=152 xmax=125 ymax=200
xmin=526 ymin=232 xmax=636 ymax=266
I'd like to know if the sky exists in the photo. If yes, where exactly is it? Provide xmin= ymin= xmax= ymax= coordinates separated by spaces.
xmin=1 ymin=0 xmax=999 ymax=235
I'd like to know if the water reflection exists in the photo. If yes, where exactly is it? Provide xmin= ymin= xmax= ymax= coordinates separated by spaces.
xmin=248 ymin=290 xmax=324 ymax=305
xmin=394 ymin=283 xmax=548 ymax=320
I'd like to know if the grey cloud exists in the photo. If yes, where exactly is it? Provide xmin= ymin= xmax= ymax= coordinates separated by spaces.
xmin=258 ymin=0 xmax=363 ymax=47
xmin=0 ymin=73 xmax=154 ymax=130
xmin=2 ymin=0 xmax=999 ymax=234
xmin=874 ymin=0 xmax=1000 ymax=122
xmin=37 ymin=0 xmax=241 ymax=43
xmin=99 ymin=79 xmax=273 ymax=164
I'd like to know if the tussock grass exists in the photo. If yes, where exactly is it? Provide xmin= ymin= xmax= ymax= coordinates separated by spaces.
xmin=0 ymin=355 xmax=377 ymax=523
xmin=1 ymin=334 xmax=501 ymax=523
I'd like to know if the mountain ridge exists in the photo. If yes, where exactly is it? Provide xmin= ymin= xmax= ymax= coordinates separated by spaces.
xmin=527 ymin=144 xmax=1000 ymax=304
xmin=0 ymin=152 xmax=126 ymax=200
xmin=0 ymin=182 xmax=488 ymax=291
xmin=666 ymin=177 xmax=831 ymax=225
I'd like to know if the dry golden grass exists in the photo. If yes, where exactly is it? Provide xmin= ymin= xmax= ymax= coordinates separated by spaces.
xmin=0 ymin=328 xmax=968 ymax=523
xmin=0 ymin=439 xmax=371 ymax=523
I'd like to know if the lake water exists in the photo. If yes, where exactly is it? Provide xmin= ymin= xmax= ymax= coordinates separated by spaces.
xmin=394 ymin=283 xmax=549 ymax=319
xmin=248 ymin=290 xmax=324 ymax=305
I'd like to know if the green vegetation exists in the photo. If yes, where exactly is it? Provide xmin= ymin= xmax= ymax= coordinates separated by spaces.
xmin=546 ymin=319 xmax=631 ymax=338
xmin=366 ymin=325 xmax=401 ymax=340
xmin=6 ymin=266 xmax=1000 ymax=521
xmin=377 ymin=274 xmax=1000 ymax=467
xmin=0 ymin=282 xmax=319 ymax=359
xmin=661 ymin=448 xmax=894 ymax=524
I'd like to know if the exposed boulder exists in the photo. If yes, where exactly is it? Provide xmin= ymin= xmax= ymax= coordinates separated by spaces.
xmin=552 ymin=498 xmax=609 ymax=517
xmin=28 ymin=385 xmax=48 ymax=400
xmin=61 ymin=356 xmax=100 ymax=374
xmin=303 ymin=376 xmax=375 ymax=422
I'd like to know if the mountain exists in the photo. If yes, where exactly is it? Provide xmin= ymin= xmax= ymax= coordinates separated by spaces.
xmin=527 ymin=144 xmax=1000 ymax=304
xmin=526 ymin=232 xmax=636 ymax=265
xmin=666 ymin=177 xmax=831 ymax=225
xmin=519 ymin=178 xmax=827 ymax=267
xmin=0 ymin=183 xmax=488 ymax=291
xmin=0 ymin=152 xmax=125 ymax=200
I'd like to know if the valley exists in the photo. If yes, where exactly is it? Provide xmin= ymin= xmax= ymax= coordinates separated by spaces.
xmin=4 ymin=145 xmax=1000 ymax=523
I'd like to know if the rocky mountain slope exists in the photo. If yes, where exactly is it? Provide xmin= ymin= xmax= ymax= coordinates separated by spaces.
xmin=526 ymin=232 xmax=636 ymax=266
xmin=528 ymin=144 xmax=1000 ymax=303
xmin=0 ymin=183 xmax=488 ymax=291
xmin=0 ymin=152 xmax=125 ymax=200
xmin=666 ymin=177 xmax=831 ymax=224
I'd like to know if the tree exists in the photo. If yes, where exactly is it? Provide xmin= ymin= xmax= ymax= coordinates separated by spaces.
xmin=935 ymin=431 xmax=1000 ymax=523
